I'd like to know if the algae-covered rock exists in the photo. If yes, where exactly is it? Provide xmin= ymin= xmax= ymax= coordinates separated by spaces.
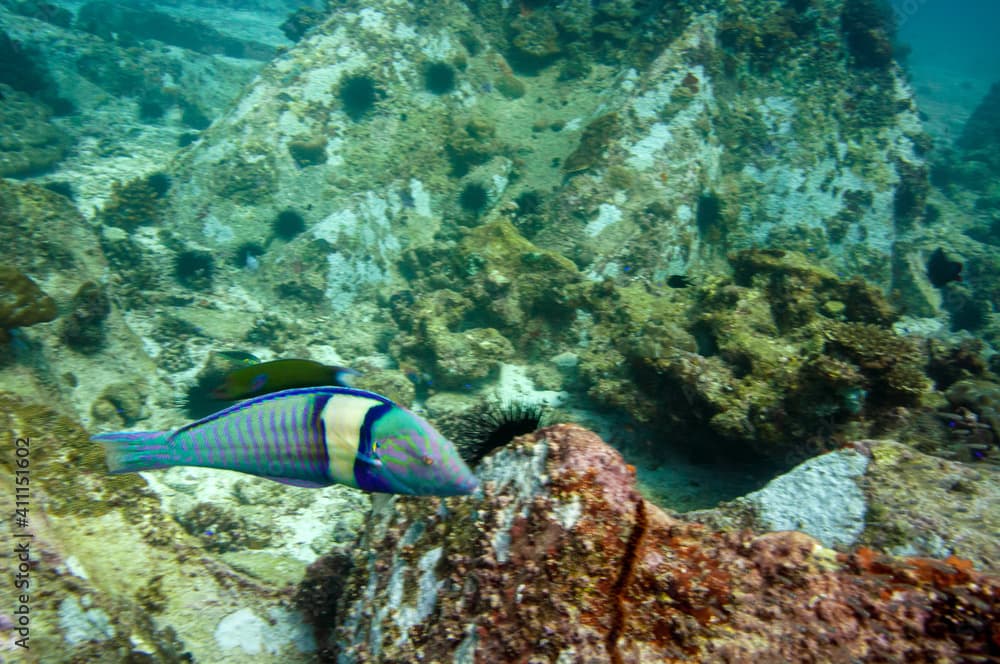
xmin=351 ymin=368 xmax=416 ymax=407
xmin=857 ymin=440 xmax=1000 ymax=567
xmin=178 ymin=501 xmax=272 ymax=553
xmin=288 ymin=136 xmax=328 ymax=167
xmin=692 ymin=438 xmax=999 ymax=571
xmin=90 ymin=381 xmax=148 ymax=428
xmin=432 ymin=326 xmax=515 ymax=390
xmin=310 ymin=425 xmax=999 ymax=662
xmin=573 ymin=248 xmax=932 ymax=459
xmin=945 ymin=378 xmax=1000 ymax=446
xmin=562 ymin=112 xmax=621 ymax=174
xmin=0 ymin=394 xmax=318 ymax=662
xmin=0 ymin=84 xmax=71 ymax=176
xmin=399 ymin=221 xmax=580 ymax=338
xmin=390 ymin=287 xmax=515 ymax=390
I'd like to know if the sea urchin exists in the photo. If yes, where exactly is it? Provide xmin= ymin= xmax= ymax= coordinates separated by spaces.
xmin=455 ymin=399 xmax=548 ymax=465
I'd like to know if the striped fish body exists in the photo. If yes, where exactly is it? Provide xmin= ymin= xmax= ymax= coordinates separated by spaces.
xmin=91 ymin=387 xmax=479 ymax=496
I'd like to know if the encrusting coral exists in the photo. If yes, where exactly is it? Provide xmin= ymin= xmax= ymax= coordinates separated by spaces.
xmin=0 ymin=264 xmax=57 ymax=343
xmin=391 ymin=220 xmax=581 ymax=391
xmin=575 ymin=249 xmax=932 ymax=459
xmin=60 ymin=280 xmax=110 ymax=353
xmin=97 ymin=176 xmax=165 ymax=231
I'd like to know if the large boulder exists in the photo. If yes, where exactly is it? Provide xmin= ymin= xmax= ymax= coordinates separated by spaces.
xmin=313 ymin=424 xmax=999 ymax=662
xmin=161 ymin=0 xmax=929 ymax=341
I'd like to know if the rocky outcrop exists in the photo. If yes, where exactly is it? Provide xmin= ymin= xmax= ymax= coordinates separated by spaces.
xmin=312 ymin=425 xmax=999 ymax=663
xmin=0 ymin=179 xmax=157 ymax=419
xmin=162 ymin=0 xmax=929 ymax=340
xmin=688 ymin=439 xmax=1000 ymax=572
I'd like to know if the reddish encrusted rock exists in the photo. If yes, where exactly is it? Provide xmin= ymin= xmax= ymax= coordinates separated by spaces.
xmin=308 ymin=425 xmax=999 ymax=663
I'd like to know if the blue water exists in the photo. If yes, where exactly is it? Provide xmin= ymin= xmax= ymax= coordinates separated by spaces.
xmin=895 ymin=0 xmax=1000 ymax=139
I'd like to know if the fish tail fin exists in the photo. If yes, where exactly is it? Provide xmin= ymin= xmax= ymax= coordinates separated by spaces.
xmin=91 ymin=431 xmax=174 ymax=474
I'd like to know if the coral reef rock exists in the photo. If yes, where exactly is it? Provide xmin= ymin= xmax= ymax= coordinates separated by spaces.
xmin=0 ymin=394 xmax=317 ymax=663
xmin=315 ymin=424 xmax=999 ymax=663
xmin=159 ymin=0 xmax=929 ymax=351
xmin=690 ymin=440 xmax=1000 ymax=572
xmin=0 ymin=84 xmax=71 ymax=177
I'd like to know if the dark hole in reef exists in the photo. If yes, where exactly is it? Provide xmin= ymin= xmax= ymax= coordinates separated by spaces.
xmin=273 ymin=209 xmax=306 ymax=240
xmin=691 ymin=320 xmax=719 ymax=357
xmin=696 ymin=191 xmax=723 ymax=236
xmin=138 ymin=96 xmax=166 ymax=121
xmin=459 ymin=32 xmax=481 ymax=57
xmin=605 ymin=414 xmax=786 ymax=512
xmin=504 ymin=47 xmax=560 ymax=76
xmin=724 ymin=351 xmax=752 ymax=379
xmin=178 ymin=132 xmax=200 ymax=148
xmin=424 ymin=61 xmax=456 ymax=95
xmin=0 ymin=30 xmax=65 ymax=108
xmin=947 ymin=290 xmax=990 ymax=332
xmin=459 ymin=182 xmax=489 ymax=214
xmin=339 ymin=75 xmax=379 ymax=121
xmin=175 ymin=250 xmax=214 ymax=290
xmin=512 ymin=190 xmax=545 ymax=237
xmin=43 ymin=181 xmax=74 ymax=200
xmin=624 ymin=345 xmax=791 ymax=511
xmin=181 ymin=104 xmax=211 ymax=130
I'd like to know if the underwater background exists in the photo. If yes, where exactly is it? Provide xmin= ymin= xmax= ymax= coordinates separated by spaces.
xmin=1 ymin=0 xmax=998 ymax=661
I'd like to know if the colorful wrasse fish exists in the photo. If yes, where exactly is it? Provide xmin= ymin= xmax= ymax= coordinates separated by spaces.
xmin=210 ymin=358 xmax=360 ymax=400
xmin=91 ymin=387 xmax=478 ymax=496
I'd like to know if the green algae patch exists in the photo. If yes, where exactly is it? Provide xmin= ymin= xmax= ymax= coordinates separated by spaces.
xmin=288 ymin=135 xmax=328 ymax=167
xmin=459 ymin=220 xmax=578 ymax=278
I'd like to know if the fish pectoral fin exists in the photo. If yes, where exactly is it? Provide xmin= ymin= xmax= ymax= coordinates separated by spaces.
xmin=356 ymin=452 xmax=383 ymax=467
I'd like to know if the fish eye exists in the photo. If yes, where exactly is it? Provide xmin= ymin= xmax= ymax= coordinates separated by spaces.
xmin=422 ymin=456 xmax=434 ymax=466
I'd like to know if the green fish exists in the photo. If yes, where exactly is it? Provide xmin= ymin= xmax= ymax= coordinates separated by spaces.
xmin=210 ymin=358 xmax=360 ymax=400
